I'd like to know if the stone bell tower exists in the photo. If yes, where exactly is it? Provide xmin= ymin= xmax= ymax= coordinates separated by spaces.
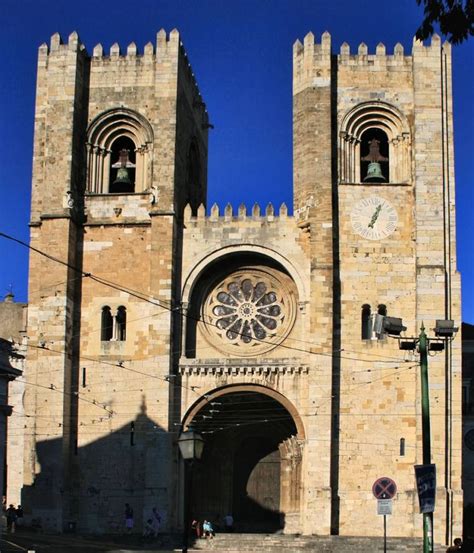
xmin=293 ymin=31 xmax=462 ymax=540
xmin=23 ymin=30 xmax=209 ymax=531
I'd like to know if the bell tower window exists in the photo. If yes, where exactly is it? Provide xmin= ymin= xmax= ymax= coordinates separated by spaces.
xmin=86 ymin=108 xmax=154 ymax=194
xmin=109 ymin=137 xmax=136 ymax=193
xmin=339 ymin=101 xmax=411 ymax=184
xmin=360 ymin=128 xmax=389 ymax=182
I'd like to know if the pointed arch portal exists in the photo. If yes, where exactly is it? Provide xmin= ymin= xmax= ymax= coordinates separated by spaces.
xmin=182 ymin=385 xmax=305 ymax=532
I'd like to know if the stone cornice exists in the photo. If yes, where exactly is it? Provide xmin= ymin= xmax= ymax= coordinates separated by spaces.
xmin=179 ymin=360 xmax=309 ymax=377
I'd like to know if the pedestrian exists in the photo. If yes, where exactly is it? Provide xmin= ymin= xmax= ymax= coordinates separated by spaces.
xmin=151 ymin=506 xmax=161 ymax=537
xmin=15 ymin=505 xmax=24 ymax=528
xmin=191 ymin=519 xmax=202 ymax=538
xmin=223 ymin=513 xmax=234 ymax=532
xmin=124 ymin=503 xmax=134 ymax=533
xmin=202 ymin=519 xmax=214 ymax=539
xmin=6 ymin=504 xmax=17 ymax=533
xmin=446 ymin=538 xmax=463 ymax=552
xmin=143 ymin=518 xmax=154 ymax=539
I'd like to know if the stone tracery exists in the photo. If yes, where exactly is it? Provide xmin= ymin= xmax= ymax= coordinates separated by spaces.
xmin=213 ymin=278 xmax=284 ymax=344
xmin=201 ymin=268 xmax=297 ymax=356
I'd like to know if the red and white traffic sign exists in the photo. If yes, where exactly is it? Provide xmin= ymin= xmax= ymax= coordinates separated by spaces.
xmin=372 ymin=477 xmax=397 ymax=500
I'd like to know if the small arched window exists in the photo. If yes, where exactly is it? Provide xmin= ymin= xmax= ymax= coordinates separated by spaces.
xmin=360 ymin=128 xmax=389 ymax=182
xmin=101 ymin=306 xmax=127 ymax=342
xmin=361 ymin=304 xmax=372 ymax=340
xmin=377 ymin=304 xmax=387 ymax=317
xmin=101 ymin=306 xmax=113 ymax=341
xmin=109 ymin=137 xmax=136 ymax=193
xmin=116 ymin=306 xmax=127 ymax=342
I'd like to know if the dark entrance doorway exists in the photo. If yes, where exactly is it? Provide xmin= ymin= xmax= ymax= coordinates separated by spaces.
xmin=186 ymin=389 xmax=298 ymax=533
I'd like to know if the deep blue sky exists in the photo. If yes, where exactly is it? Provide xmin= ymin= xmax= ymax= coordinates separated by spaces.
xmin=0 ymin=0 xmax=473 ymax=322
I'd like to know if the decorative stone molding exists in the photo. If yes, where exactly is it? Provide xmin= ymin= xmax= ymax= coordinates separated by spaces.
xmin=179 ymin=362 xmax=309 ymax=377
xmin=279 ymin=435 xmax=305 ymax=468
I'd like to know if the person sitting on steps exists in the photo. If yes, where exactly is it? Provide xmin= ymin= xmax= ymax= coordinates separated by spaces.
xmin=202 ymin=519 xmax=215 ymax=539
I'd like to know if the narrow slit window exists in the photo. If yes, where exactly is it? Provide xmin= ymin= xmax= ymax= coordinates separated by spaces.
xmin=377 ymin=305 xmax=387 ymax=340
xmin=361 ymin=304 xmax=372 ymax=340
xmin=116 ymin=306 xmax=127 ymax=342
xmin=101 ymin=306 xmax=113 ymax=341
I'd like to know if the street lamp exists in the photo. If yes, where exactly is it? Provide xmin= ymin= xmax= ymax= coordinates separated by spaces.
xmin=375 ymin=316 xmax=458 ymax=553
xmin=177 ymin=427 xmax=204 ymax=553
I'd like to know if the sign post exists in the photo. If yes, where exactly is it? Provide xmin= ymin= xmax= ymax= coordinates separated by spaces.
xmin=373 ymin=477 xmax=397 ymax=553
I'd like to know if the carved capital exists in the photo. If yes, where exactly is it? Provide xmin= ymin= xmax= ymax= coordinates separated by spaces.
xmin=279 ymin=435 xmax=305 ymax=468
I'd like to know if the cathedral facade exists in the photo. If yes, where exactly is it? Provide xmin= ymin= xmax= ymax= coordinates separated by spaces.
xmin=20 ymin=29 xmax=462 ymax=541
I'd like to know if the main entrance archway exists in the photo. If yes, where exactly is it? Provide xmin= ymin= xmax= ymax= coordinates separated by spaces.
xmin=182 ymin=385 xmax=305 ymax=533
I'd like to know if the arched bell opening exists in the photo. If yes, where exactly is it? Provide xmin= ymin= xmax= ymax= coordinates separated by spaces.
xmin=360 ymin=128 xmax=389 ymax=182
xmin=182 ymin=386 xmax=305 ymax=533
xmin=109 ymin=136 xmax=136 ymax=193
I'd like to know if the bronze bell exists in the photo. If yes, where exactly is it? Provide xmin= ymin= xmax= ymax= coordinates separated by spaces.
xmin=364 ymin=161 xmax=386 ymax=182
xmin=114 ymin=166 xmax=132 ymax=186
xmin=111 ymin=148 xmax=135 ymax=192
xmin=361 ymin=138 xmax=388 ymax=183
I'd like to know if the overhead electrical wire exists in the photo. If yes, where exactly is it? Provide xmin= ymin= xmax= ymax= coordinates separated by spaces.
xmin=1 ymin=230 xmax=436 ymax=449
xmin=0 ymin=230 xmax=413 ymax=365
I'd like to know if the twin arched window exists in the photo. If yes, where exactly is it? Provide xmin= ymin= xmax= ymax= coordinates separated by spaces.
xmin=86 ymin=108 xmax=153 ymax=194
xmin=361 ymin=304 xmax=387 ymax=340
xmin=101 ymin=306 xmax=127 ymax=342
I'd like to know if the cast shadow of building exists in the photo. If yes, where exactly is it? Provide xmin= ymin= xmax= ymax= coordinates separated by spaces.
xmin=21 ymin=399 xmax=177 ymax=538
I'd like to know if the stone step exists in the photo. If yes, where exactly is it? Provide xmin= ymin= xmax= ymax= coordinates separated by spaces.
xmin=181 ymin=534 xmax=447 ymax=553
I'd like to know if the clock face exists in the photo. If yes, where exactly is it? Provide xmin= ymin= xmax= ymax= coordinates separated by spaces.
xmin=351 ymin=196 xmax=398 ymax=240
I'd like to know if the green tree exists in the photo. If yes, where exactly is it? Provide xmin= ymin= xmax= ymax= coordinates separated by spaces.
xmin=416 ymin=0 xmax=474 ymax=44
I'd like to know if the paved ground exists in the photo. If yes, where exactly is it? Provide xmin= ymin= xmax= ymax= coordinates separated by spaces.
xmin=0 ymin=531 xmax=179 ymax=552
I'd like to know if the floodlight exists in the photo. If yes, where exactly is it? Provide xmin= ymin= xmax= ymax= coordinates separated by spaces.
xmin=383 ymin=316 xmax=407 ymax=336
xmin=434 ymin=320 xmax=458 ymax=338
xmin=429 ymin=342 xmax=445 ymax=352
xmin=399 ymin=340 xmax=417 ymax=351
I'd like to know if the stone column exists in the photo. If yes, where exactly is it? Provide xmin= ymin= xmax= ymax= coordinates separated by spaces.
xmin=279 ymin=436 xmax=304 ymax=533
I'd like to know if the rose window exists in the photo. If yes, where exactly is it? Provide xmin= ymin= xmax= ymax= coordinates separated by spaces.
xmin=212 ymin=279 xmax=284 ymax=344
xmin=201 ymin=268 xmax=297 ymax=356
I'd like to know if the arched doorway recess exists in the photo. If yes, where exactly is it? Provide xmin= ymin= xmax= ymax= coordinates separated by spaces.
xmin=182 ymin=385 xmax=305 ymax=533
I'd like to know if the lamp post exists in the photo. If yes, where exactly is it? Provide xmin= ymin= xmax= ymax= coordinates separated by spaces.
xmin=177 ymin=427 xmax=204 ymax=553
xmin=419 ymin=324 xmax=434 ymax=553
xmin=374 ymin=316 xmax=458 ymax=553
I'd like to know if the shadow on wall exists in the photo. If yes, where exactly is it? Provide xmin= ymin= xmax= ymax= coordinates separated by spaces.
xmin=21 ymin=400 xmax=174 ymax=535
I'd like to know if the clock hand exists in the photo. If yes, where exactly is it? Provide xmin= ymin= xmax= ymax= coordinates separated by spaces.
xmin=368 ymin=204 xmax=382 ymax=228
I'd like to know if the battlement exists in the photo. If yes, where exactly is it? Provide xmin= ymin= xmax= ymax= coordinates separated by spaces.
xmin=293 ymin=32 xmax=450 ymax=93
xmin=184 ymin=202 xmax=291 ymax=223
xmin=38 ymin=29 xmax=205 ymax=111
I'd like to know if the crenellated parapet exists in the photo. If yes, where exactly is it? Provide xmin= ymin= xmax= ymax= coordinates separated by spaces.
xmin=183 ymin=202 xmax=290 ymax=224
xmin=293 ymin=32 xmax=450 ymax=95
xmin=293 ymin=31 xmax=331 ymax=95
xmin=37 ymin=29 xmax=207 ymax=119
